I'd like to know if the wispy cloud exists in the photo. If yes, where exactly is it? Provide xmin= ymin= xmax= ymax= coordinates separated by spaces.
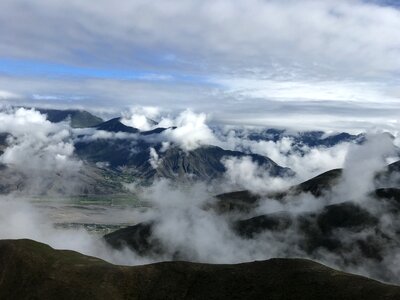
xmin=0 ymin=89 xmax=19 ymax=100
xmin=1 ymin=0 xmax=399 ymax=74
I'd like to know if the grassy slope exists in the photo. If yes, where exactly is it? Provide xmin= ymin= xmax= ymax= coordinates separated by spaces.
xmin=1 ymin=239 xmax=400 ymax=300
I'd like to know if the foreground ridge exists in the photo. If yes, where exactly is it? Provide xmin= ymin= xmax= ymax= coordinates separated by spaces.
xmin=0 ymin=239 xmax=400 ymax=300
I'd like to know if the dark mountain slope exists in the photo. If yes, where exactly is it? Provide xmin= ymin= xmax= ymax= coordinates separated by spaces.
xmin=214 ymin=190 xmax=260 ymax=213
xmin=214 ymin=168 xmax=343 ymax=212
xmin=0 ymin=162 xmax=126 ymax=196
xmin=215 ymin=159 xmax=400 ymax=212
xmin=292 ymin=168 xmax=342 ymax=196
xmin=103 ymin=201 xmax=387 ymax=263
xmin=1 ymin=239 xmax=400 ymax=300
xmin=233 ymin=201 xmax=385 ymax=260
xmin=103 ymin=222 xmax=159 ymax=256
xmin=94 ymin=117 xmax=139 ymax=133
xmin=140 ymin=127 xmax=173 ymax=135
xmin=75 ymin=141 xmax=293 ymax=183
xmin=154 ymin=146 xmax=293 ymax=181
xmin=35 ymin=108 xmax=103 ymax=128
xmin=75 ymin=138 xmax=148 ymax=169
xmin=233 ymin=202 xmax=378 ymax=240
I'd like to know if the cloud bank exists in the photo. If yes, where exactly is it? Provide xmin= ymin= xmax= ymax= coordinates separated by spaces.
xmin=0 ymin=1 xmax=399 ymax=131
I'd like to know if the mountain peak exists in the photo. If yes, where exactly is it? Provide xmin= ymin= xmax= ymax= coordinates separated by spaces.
xmin=94 ymin=117 xmax=139 ymax=133
xmin=35 ymin=108 xmax=104 ymax=128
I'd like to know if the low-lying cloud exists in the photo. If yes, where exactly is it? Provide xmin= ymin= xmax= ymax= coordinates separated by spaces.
xmin=0 ymin=106 xmax=399 ymax=285
xmin=0 ymin=107 xmax=82 ymax=194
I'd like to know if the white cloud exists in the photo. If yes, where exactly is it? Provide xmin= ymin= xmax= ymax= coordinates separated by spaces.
xmin=218 ymin=128 xmax=350 ymax=181
xmin=161 ymin=110 xmax=219 ymax=151
xmin=334 ymin=132 xmax=396 ymax=201
xmin=1 ymin=0 xmax=400 ymax=75
xmin=222 ymin=156 xmax=292 ymax=193
xmin=0 ymin=108 xmax=82 ymax=194
xmin=0 ymin=90 xmax=19 ymax=100
xmin=0 ymin=73 xmax=398 ymax=132
xmin=121 ymin=106 xmax=161 ymax=131
xmin=149 ymin=147 xmax=160 ymax=169
xmin=215 ymin=78 xmax=399 ymax=104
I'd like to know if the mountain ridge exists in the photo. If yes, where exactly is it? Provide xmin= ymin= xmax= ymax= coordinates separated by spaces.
xmin=1 ymin=239 xmax=400 ymax=300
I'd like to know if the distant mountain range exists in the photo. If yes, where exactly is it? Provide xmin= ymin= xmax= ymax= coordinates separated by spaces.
xmin=0 ymin=108 xmax=366 ymax=195
xmin=75 ymin=141 xmax=292 ymax=183
xmin=70 ymin=110 xmax=360 ymax=186
xmin=245 ymin=128 xmax=364 ymax=147
xmin=219 ymin=127 xmax=365 ymax=151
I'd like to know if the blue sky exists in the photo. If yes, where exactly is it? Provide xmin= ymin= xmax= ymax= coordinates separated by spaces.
xmin=0 ymin=0 xmax=399 ymax=131
xmin=0 ymin=57 xmax=209 ymax=84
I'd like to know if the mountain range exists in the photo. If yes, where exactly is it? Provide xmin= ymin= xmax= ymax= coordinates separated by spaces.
xmin=0 ymin=108 xmax=367 ymax=196
xmin=1 ymin=108 xmax=349 ymax=195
